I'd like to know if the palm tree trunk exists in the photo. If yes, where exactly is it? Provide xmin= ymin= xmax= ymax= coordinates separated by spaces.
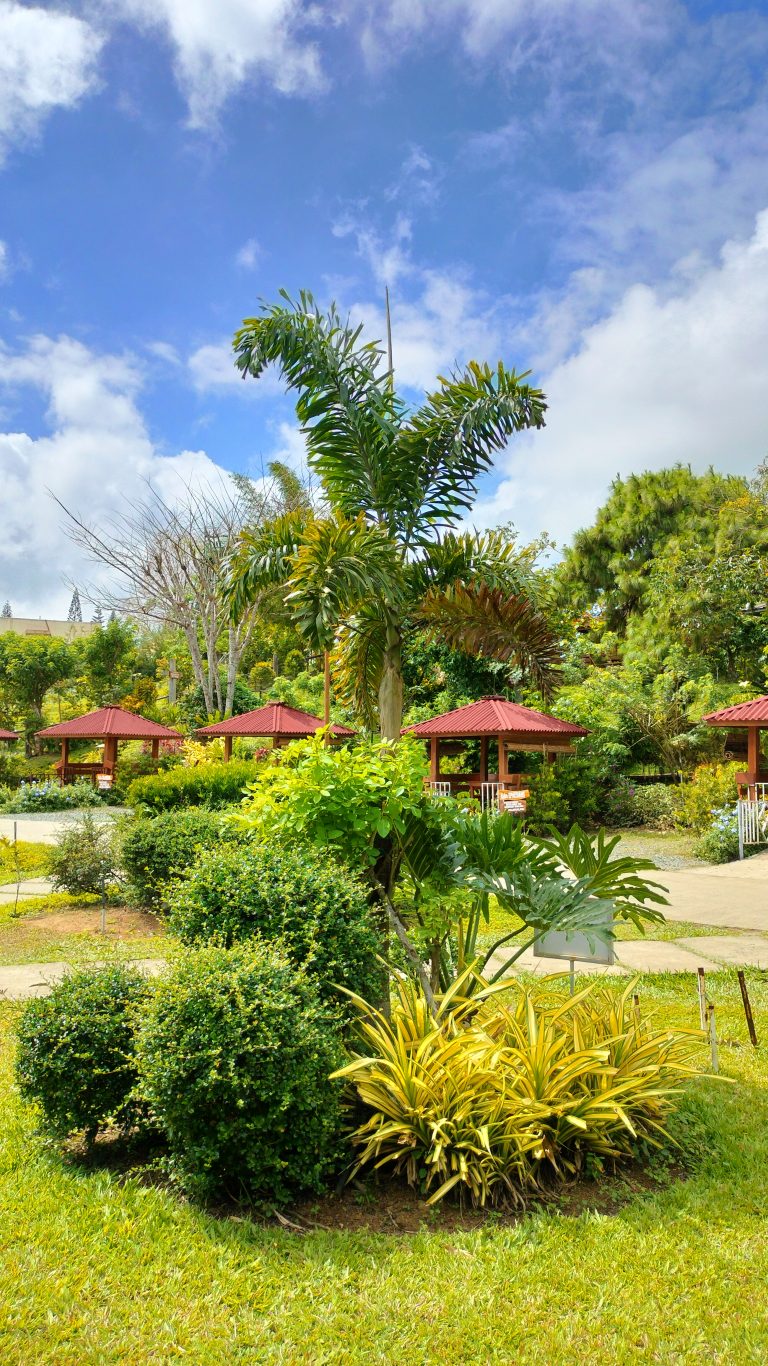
xmin=378 ymin=623 xmax=403 ymax=740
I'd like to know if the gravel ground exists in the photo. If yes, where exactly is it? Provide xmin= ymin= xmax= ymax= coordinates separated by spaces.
xmin=611 ymin=829 xmax=708 ymax=870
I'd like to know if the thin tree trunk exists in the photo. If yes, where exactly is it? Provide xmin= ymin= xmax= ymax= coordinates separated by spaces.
xmin=378 ymin=623 xmax=403 ymax=741
xmin=323 ymin=649 xmax=331 ymax=742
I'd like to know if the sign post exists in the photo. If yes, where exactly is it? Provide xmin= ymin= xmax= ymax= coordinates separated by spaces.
xmin=533 ymin=909 xmax=614 ymax=994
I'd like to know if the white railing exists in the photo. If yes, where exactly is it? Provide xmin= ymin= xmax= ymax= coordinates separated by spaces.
xmin=427 ymin=781 xmax=452 ymax=799
xmin=480 ymin=782 xmax=499 ymax=811
xmin=737 ymin=798 xmax=768 ymax=858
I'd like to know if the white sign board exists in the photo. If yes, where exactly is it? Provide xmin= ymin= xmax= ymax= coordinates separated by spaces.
xmin=534 ymin=909 xmax=615 ymax=966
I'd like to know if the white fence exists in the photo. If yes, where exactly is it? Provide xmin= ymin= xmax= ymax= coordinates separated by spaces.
xmin=737 ymin=797 xmax=768 ymax=858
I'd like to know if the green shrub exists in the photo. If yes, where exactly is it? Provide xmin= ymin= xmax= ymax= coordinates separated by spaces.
xmin=15 ymin=964 xmax=151 ymax=1142
xmin=47 ymin=812 xmax=120 ymax=895
xmin=601 ymin=776 xmax=641 ymax=828
xmin=337 ymin=977 xmax=701 ymax=1206
xmin=523 ymin=764 xmax=569 ymax=833
xmin=165 ymin=840 xmax=384 ymax=1007
xmin=134 ymin=941 xmax=346 ymax=1202
xmin=693 ymin=806 xmax=740 ymax=863
xmin=121 ymin=809 xmax=231 ymax=906
xmin=0 ymin=746 xmax=23 ymax=787
xmin=0 ymin=777 xmax=101 ymax=813
xmin=676 ymin=762 xmax=741 ymax=833
xmin=126 ymin=761 xmax=257 ymax=812
xmin=630 ymin=782 xmax=678 ymax=831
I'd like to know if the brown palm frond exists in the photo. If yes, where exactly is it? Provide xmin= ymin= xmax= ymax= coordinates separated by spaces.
xmin=418 ymin=583 xmax=563 ymax=698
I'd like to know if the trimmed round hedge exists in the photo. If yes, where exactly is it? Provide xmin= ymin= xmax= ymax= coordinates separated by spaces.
xmin=121 ymin=808 xmax=232 ymax=907
xmin=134 ymin=940 xmax=347 ymax=1202
xmin=165 ymin=840 xmax=384 ymax=1008
xmin=15 ymin=964 xmax=150 ymax=1141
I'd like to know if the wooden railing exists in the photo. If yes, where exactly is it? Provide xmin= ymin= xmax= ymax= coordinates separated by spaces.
xmin=54 ymin=761 xmax=114 ymax=786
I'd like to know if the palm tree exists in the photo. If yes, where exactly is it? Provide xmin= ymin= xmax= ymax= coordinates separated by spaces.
xmin=227 ymin=290 xmax=559 ymax=738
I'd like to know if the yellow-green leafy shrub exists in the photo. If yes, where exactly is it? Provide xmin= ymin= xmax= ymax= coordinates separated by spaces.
xmin=335 ymin=974 xmax=702 ymax=1206
xmin=675 ymin=762 xmax=740 ymax=832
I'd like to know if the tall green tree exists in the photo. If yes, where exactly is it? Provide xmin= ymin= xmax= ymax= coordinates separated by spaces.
xmin=227 ymin=291 xmax=558 ymax=737
xmin=81 ymin=617 xmax=139 ymax=706
xmin=0 ymin=634 xmax=76 ymax=732
xmin=559 ymin=466 xmax=753 ymax=630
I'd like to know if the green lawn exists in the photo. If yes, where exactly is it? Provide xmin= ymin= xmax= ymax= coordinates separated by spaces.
xmin=3 ymin=973 xmax=768 ymax=1363
xmin=0 ymin=897 xmax=173 ymax=967
xmin=0 ymin=841 xmax=50 ymax=885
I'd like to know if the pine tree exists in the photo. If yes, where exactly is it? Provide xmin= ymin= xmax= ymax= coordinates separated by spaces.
xmin=67 ymin=589 xmax=82 ymax=622
xmin=0 ymin=601 xmax=11 ymax=618
xmin=91 ymin=605 xmax=104 ymax=626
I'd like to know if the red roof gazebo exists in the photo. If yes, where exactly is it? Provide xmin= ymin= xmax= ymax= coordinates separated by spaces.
xmin=37 ymin=706 xmax=182 ymax=785
xmin=197 ymin=701 xmax=356 ymax=760
xmin=704 ymin=696 xmax=768 ymax=797
xmin=0 ymin=728 xmax=18 ymax=742
xmin=404 ymin=696 xmax=588 ymax=803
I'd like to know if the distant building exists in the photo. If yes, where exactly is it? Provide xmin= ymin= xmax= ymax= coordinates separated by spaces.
xmin=0 ymin=617 xmax=95 ymax=642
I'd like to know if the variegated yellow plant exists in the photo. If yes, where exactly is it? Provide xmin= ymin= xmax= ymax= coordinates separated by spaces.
xmin=333 ymin=973 xmax=705 ymax=1206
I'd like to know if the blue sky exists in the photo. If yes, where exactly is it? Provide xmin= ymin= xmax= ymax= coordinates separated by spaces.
xmin=2 ymin=0 xmax=768 ymax=613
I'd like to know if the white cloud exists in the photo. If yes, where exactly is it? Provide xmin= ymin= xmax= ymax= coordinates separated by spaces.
xmin=0 ymin=334 xmax=230 ymax=614
xmin=0 ymin=2 xmax=102 ymax=162
xmin=473 ymin=209 xmax=768 ymax=545
xmin=333 ymin=212 xmax=414 ymax=290
xmin=0 ymin=241 xmax=6 ymax=279
xmin=236 ymin=237 xmax=262 ymax=270
xmin=187 ymin=339 xmax=284 ymax=394
xmin=113 ymin=0 xmax=326 ymax=125
xmin=146 ymin=340 xmax=181 ymax=366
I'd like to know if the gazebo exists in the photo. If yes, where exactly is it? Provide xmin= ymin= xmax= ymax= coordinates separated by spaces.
xmin=704 ymin=696 xmax=768 ymax=798
xmin=37 ymin=705 xmax=182 ymax=785
xmin=196 ymin=700 xmax=356 ymax=760
xmin=404 ymin=696 xmax=588 ymax=807
xmin=0 ymin=728 xmax=18 ymax=742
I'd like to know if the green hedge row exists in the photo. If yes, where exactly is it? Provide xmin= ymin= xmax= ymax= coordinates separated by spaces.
xmin=126 ymin=761 xmax=256 ymax=812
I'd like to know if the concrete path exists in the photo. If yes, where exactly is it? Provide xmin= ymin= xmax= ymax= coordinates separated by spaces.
xmin=0 ymin=958 xmax=165 ymax=1001
xmin=0 ymin=877 xmax=54 ymax=903
xmin=0 ymin=808 xmax=126 ymax=846
xmin=655 ymin=851 xmax=768 ymax=932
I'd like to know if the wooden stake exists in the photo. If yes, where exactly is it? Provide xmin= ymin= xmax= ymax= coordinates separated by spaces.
xmin=707 ymin=1004 xmax=719 ymax=1074
xmin=697 ymin=967 xmax=707 ymax=1031
xmin=632 ymin=992 xmax=641 ymax=1029
xmin=737 ymin=969 xmax=759 ymax=1047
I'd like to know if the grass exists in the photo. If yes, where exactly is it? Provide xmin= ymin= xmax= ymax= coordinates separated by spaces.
xmin=3 ymin=971 xmax=768 ymax=1362
xmin=0 ymin=840 xmax=50 ymax=885
xmin=0 ymin=896 xmax=174 ymax=967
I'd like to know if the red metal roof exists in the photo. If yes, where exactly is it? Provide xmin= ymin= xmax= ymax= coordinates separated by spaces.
xmin=0 ymin=728 xmax=18 ymax=741
xmin=704 ymin=696 xmax=768 ymax=726
xmin=197 ymin=701 xmax=356 ymax=739
xmin=36 ymin=706 xmax=182 ymax=740
xmin=404 ymin=696 xmax=589 ymax=738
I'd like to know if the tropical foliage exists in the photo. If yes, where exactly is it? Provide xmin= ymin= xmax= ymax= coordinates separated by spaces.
xmin=226 ymin=290 xmax=558 ymax=737
xmin=334 ymin=974 xmax=704 ymax=1206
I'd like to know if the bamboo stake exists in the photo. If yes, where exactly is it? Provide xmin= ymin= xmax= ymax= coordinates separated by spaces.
xmin=737 ymin=970 xmax=758 ymax=1047
xmin=707 ymin=1004 xmax=719 ymax=1074
xmin=697 ymin=967 xmax=707 ymax=1031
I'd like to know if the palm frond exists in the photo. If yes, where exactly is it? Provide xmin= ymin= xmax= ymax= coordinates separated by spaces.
xmin=286 ymin=515 xmax=404 ymax=652
xmin=418 ymin=582 xmax=563 ymax=697
xmin=410 ymin=529 xmax=539 ymax=597
xmin=396 ymin=361 xmax=547 ymax=545
xmin=224 ymin=511 xmax=307 ymax=617
xmin=234 ymin=291 xmax=405 ymax=526
xmin=333 ymin=604 xmax=389 ymax=728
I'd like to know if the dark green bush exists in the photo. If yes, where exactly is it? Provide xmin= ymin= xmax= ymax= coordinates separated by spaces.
xmin=631 ymin=782 xmax=678 ymax=831
xmin=47 ymin=812 xmax=120 ymax=895
xmin=165 ymin=840 xmax=384 ymax=1007
xmin=134 ymin=941 xmax=346 ymax=1202
xmin=121 ymin=808 xmax=231 ymax=906
xmin=15 ymin=964 xmax=150 ymax=1142
xmin=126 ymin=761 xmax=256 ymax=812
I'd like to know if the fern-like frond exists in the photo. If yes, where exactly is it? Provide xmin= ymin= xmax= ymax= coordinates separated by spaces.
xmin=418 ymin=582 xmax=563 ymax=697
